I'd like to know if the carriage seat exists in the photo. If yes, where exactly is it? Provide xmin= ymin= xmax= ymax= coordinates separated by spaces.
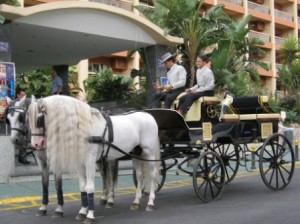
xmin=171 ymin=93 xmax=220 ymax=122
xmin=220 ymin=96 xmax=280 ymax=123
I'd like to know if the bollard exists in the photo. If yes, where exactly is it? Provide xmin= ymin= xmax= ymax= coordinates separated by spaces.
xmin=295 ymin=139 xmax=299 ymax=162
xmin=250 ymin=145 xmax=256 ymax=170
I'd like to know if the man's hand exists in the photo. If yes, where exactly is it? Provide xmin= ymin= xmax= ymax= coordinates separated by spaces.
xmin=152 ymin=83 xmax=162 ymax=90
xmin=185 ymin=88 xmax=192 ymax=93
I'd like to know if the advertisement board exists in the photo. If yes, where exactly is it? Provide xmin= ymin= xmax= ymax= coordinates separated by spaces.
xmin=0 ymin=62 xmax=15 ymax=118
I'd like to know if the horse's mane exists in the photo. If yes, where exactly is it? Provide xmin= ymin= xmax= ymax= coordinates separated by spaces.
xmin=29 ymin=95 xmax=93 ymax=174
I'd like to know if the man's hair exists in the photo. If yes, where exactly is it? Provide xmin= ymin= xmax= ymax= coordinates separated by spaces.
xmin=16 ymin=87 xmax=25 ymax=95
xmin=166 ymin=56 xmax=176 ymax=63
xmin=197 ymin=54 xmax=209 ymax=63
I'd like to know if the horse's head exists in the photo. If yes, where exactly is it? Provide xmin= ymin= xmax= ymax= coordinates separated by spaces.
xmin=28 ymin=95 xmax=46 ymax=150
xmin=5 ymin=96 xmax=29 ymax=145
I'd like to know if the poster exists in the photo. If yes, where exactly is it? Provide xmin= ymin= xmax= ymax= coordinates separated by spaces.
xmin=0 ymin=62 xmax=15 ymax=118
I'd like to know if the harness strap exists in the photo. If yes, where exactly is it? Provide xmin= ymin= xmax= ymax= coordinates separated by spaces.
xmin=102 ymin=112 xmax=114 ymax=143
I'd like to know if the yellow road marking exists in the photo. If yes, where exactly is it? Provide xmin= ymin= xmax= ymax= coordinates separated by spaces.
xmin=1 ymin=162 xmax=299 ymax=211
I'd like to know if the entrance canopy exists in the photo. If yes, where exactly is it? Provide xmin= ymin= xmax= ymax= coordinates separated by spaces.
xmin=1 ymin=2 xmax=183 ymax=72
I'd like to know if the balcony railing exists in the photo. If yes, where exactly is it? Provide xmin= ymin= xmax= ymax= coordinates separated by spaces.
xmin=248 ymin=61 xmax=271 ymax=70
xmin=298 ymin=17 xmax=300 ymax=25
xmin=249 ymin=31 xmax=271 ymax=42
xmin=221 ymin=0 xmax=243 ymax=6
xmin=89 ymin=0 xmax=133 ymax=11
xmin=274 ymin=9 xmax=293 ymax=22
xmin=276 ymin=63 xmax=283 ymax=71
xmin=275 ymin=36 xmax=285 ymax=45
xmin=247 ymin=1 xmax=270 ymax=14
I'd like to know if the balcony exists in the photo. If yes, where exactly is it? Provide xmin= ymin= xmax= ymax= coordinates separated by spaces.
xmin=275 ymin=36 xmax=285 ymax=45
xmin=221 ymin=0 xmax=243 ymax=6
xmin=249 ymin=30 xmax=271 ymax=42
xmin=298 ymin=17 xmax=300 ymax=24
xmin=89 ymin=0 xmax=133 ymax=11
xmin=274 ymin=10 xmax=293 ymax=22
xmin=247 ymin=1 xmax=270 ymax=14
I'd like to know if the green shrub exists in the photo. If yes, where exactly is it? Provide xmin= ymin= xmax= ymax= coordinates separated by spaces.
xmin=83 ymin=69 xmax=132 ymax=103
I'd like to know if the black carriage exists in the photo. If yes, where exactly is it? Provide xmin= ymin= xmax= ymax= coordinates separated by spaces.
xmin=145 ymin=95 xmax=295 ymax=202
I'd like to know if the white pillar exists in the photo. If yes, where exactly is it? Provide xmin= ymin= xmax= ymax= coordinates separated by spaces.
xmin=77 ymin=59 xmax=89 ymax=101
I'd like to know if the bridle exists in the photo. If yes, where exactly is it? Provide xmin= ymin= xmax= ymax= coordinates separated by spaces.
xmin=5 ymin=106 xmax=28 ymax=136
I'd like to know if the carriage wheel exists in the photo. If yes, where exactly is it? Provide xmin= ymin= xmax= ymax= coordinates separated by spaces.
xmin=193 ymin=151 xmax=225 ymax=202
xmin=132 ymin=160 xmax=166 ymax=194
xmin=259 ymin=133 xmax=295 ymax=190
xmin=211 ymin=143 xmax=240 ymax=184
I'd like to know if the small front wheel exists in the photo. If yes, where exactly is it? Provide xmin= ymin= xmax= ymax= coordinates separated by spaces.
xmin=193 ymin=151 xmax=225 ymax=202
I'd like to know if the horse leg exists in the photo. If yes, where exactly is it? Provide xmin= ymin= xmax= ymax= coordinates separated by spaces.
xmin=75 ymin=166 xmax=88 ymax=222
xmin=105 ymin=159 xmax=119 ymax=208
xmin=145 ymin=160 xmax=157 ymax=212
xmin=52 ymin=173 xmax=64 ymax=218
xmin=84 ymin=157 xmax=97 ymax=224
xmin=130 ymin=158 xmax=143 ymax=211
xmin=97 ymin=159 xmax=108 ymax=205
xmin=37 ymin=160 xmax=49 ymax=216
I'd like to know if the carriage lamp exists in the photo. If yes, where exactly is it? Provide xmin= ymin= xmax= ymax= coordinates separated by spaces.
xmin=294 ymin=140 xmax=299 ymax=161
xmin=250 ymin=145 xmax=257 ymax=170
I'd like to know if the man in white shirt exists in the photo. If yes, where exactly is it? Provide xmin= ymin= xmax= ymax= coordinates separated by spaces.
xmin=177 ymin=54 xmax=215 ymax=116
xmin=152 ymin=52 xmax=187 ymax=108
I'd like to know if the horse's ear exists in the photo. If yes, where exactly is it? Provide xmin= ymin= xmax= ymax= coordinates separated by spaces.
xmin=31 ymin=95 xmax=36 ymax=102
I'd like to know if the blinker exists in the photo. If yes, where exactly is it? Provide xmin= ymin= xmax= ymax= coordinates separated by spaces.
xmin=36 ymin=114 xmax=45 ymax=128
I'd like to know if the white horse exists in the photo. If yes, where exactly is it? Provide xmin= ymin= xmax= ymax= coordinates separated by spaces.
xmin=5 ymin=96 xmax=66 ymax=217
xmin=28 ymin=95 xmax=160 ymax=224
xmin=6 ymin=96 xmax=119 ymax=218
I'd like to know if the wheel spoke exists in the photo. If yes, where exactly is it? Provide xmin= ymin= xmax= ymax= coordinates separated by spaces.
xmin=208 ymin=180 xmax=214 ymax=198
xmin=278 ymin=165 xmax=287 ymax=186
xmin=268 ymin=167 xmax=275 ymax=186
xmin=279 ymin=164 xmax=292 ymax=175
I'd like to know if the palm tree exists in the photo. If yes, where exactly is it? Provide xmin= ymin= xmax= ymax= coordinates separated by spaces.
xmin=209 ymin=14 xmax=267 ymax=96
xmin=137 ymin=0 xmax=232 ymax=87
xmin=278 ymin=36 xmax=300 ymax=120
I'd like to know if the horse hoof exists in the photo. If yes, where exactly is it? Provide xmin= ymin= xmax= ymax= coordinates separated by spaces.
xmin=83 ymin=217 xmax=95 ymax=224
xmin=75 ymin=213 xmax=87 ymax=221
xmin=130 ymin=203 xmax=140 ymax=211
xmin=36 ymin=209 xmax=47 ymax=216
xmin=105 ymin=202 xmax=114 ymax=208
xmin=99 ymin=199 xmax=107 ymax=205
xmin=146 ymin=205 xmax=155 ymax=212
xmin=52 ymin=211 xmax=63 ymax=218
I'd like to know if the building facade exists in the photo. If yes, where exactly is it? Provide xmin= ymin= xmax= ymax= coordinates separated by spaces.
xmin=12 ymin=0 xmax=300 ymax=94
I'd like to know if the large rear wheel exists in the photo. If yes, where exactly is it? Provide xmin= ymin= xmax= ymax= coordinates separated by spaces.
xmin=259 ymin=133 xmax=295 ymax=190
xmin=193 ymin=151 xmax=225 ymax=202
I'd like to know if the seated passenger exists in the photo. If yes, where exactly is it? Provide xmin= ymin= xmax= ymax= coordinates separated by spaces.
xmin=177 ymin=54 xmax=215 ymax=116
xmin=152 ymin=52 xmax=187 ymax=109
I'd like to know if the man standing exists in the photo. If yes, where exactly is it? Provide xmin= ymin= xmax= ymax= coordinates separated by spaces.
xmin=177 ymin=54 xmax=215 ymax=116
xmin=50 ymin=68 xmax=63 ymax=95
xmin=152 ymin=52 xmax=187 ymax=108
